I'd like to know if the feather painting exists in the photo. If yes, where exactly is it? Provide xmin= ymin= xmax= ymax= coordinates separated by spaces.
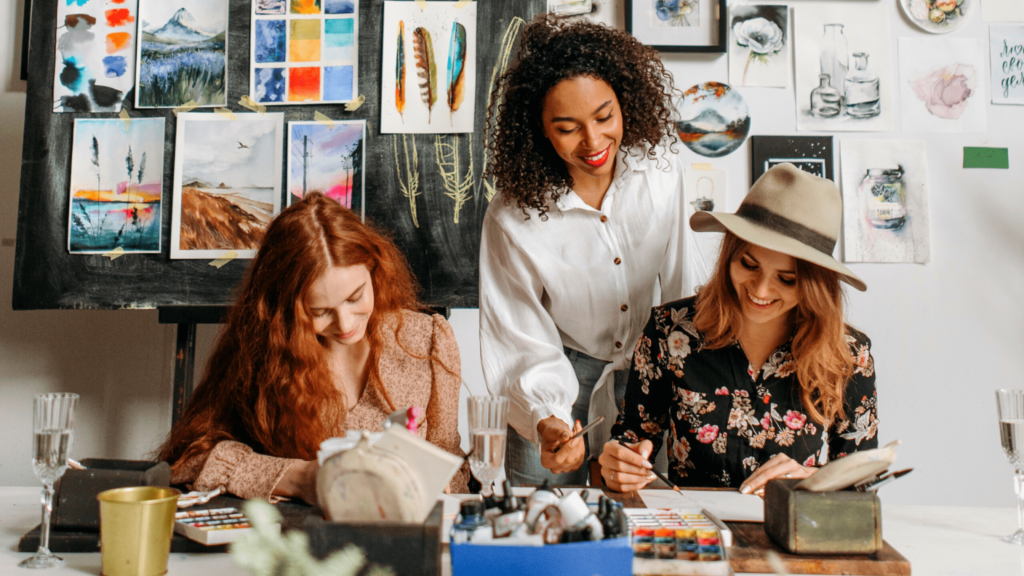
xmin=396 ymin=21 xmax=406 ymax=123
xmin=412 ymin=27 xmax=438 ymax=123
xmin=446 ymin=21 xmax=467 ymax=126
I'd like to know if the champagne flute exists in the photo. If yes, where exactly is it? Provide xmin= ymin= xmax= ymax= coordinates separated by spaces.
xmin=467 ymin=396 xmax=509 ymax=497
xmin=20 ymin=393 xmax=78 ymax=569
xmin=997 ymin=389 xmax=1024 ymax=545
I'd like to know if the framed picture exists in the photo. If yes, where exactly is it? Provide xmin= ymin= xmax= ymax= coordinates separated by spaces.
xmin=626 ymin=0 xmax=727 ymax=53
xmin=750 ymin=135 xmax=834 ymax=183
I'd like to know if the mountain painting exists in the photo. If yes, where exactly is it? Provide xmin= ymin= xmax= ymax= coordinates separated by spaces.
xmin=170 ymin=113 xmax=284 ymax=259
xmin=675 ymin=82 xmax=751 ymax=158
xmin=67 ymin=118 xmax=165 ymax=254
xmin=135 ymin=0 xmax=229 ymax=108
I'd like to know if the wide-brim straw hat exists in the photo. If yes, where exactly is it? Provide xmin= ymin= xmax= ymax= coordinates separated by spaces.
xmin=690 ymin=163 xmax=867 ymax=292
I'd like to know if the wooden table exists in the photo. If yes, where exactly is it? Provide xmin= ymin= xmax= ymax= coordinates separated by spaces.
xmin=4 ymin=486 xmax=1024 ymax=575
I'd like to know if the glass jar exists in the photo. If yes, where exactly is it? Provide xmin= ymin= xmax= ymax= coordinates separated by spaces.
xmin=845 ymin=52 xmax=881 ymax=118
xmin=861 ymin=166 xmax=906 ymax=230
xmin=819 ymin=24 xmax=848 ymax=99
xmin=811 ymin=74 xmax=842 ymax=117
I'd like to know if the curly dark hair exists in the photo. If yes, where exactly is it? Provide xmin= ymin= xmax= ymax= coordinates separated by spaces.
xmin=484 ymin=14 xmax=679 ymax=219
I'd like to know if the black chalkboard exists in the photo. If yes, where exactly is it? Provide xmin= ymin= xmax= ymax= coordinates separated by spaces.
xmin=13 ymin=0 xmax=543 ymax=310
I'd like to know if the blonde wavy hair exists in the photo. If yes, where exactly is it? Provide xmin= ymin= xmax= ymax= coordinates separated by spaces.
xmin=693 ymin=233 xmax=855 ymax=425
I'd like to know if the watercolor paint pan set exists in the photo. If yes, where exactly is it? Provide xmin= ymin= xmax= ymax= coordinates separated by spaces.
xmin=174 ymin=506 xmax=278 ymax=545
xmin=625 ymin=508 xmax=731 ymax=576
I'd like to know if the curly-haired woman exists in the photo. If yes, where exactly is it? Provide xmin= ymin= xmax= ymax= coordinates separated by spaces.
xmin=599 ymin=164 xmax=878 ymax=495
xmin=479 ymin=15 xmax=691 ymax=486
xmin=158 ymin=193 xmax=469 ymax=503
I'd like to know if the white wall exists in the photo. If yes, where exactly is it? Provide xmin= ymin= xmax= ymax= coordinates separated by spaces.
xmin=2 ymin=0 xmax=1022 ymax=509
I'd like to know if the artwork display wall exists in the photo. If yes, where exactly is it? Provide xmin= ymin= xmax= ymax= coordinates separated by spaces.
xmin=898 ymin=37 xmax=987 ymax=133
xmin=54 ymin=0 xmax=139 ymax=112
xmin=287 ymin=120 xmax=366 ymax=216
xmin=250 ymin=0 xmax=359 ymax=104
xmin=379 ymin=1 xmax=478 ymax=134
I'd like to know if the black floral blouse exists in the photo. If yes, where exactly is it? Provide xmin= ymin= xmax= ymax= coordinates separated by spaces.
xmin=610 ymin=296 xmax=879 ymax=488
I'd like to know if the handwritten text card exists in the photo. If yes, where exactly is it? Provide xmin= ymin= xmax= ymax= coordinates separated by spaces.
xmin=991 ymin=25 xmax=1024 ymax=105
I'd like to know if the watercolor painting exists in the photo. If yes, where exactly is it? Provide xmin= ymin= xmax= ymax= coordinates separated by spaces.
xmin=256 ymin=0 xmax=286 ymax=15
xmin=170 ymin=113 xmax=284 ymax=259
xmin=674 ymin=82 xmax=750 ymax=158
xmin=899 ymin=0 xmax=972 ymax=34
xmin=381 ymin=1 xmax=478 ymax=134
xmin=840 ymin=139 xmax=930 ymax=264
xmin=750 ymin=135 xmax=834 ymax=182
xmin=729 ymin=5 xmax=788 ymax=88
xmin=653 ymin=0 xmax=699 ymax=27
xmin=898 ymin=38 xmax=987 ymax=133
xmin=683 ymin=167 xmax=726 ymax=289
xmin=68 ymin=119 xmax=165 ymax=253
xmin=136 ymin=0 xmax=229 ymax=108
xmin=250 ymin=0 xmax=358 ymax=105
xmin=550 ymin=0 xmax=594 ymax=16
xmin=991 ymin=25 xmax=1024 ymax=105
xmin=794 ymin=2 xmax=894 ymax=132
xmin=288 ymin=121 xmax=366 ymax=218
xmin=53 ymin=0 xmax=139 ymax=112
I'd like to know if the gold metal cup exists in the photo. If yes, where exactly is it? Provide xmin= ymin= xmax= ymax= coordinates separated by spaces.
xmin=97 ymin=486 xmax=181 ymax=576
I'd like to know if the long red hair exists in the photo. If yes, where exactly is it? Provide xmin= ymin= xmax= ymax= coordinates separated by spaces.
xmin=693 ymin=233 xmax=855 ymax=425
xmin=158 ymin=193 xmax=423 ymax=469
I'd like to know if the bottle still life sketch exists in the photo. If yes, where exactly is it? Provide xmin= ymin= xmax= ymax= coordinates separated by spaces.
xmin=795 ymin=2 xmax=893 ymax=132
xmin=67 ymin=119 xmax=165 ymax=254
xmin=729 ymin=5 xmax=789 ymax=88
xmin=675 ymin=82 xmax=751 ymax=158
xmin=654 ymin=0 xmax=700 ymax=27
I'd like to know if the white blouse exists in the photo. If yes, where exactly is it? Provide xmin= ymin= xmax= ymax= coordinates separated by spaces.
xmin=479 ymin=146 xmax=692 ymax=450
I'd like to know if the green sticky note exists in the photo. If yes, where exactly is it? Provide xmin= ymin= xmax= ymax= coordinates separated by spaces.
xmin=964 ymin=147 xmax=1009 ymax=169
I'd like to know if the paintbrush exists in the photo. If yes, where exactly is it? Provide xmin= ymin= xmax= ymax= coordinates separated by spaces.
xmin=552 ymin=416 xmax=605 ymax=453
xmin=616 ymin=438 xmax=680 ymax=493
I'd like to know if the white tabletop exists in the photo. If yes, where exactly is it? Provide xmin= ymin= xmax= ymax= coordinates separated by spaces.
xmin=3 ymin=486 xmax=1024 ymax=575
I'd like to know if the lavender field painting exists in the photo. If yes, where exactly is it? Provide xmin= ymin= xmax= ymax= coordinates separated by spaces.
xmin=136 ymin=0 xmax=229 ymax=108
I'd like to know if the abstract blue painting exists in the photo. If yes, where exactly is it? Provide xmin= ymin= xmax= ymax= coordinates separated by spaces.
xmin=255 ymin=68 xmax=286 ymax=102
xmin=254 ymin=20 xmax=286 ymax=63
xmin=324 ymin=66 xmax=353 ymax=101
xmin=325 ymin=0 xmax=355 ymax=14
xmin=323 ymin=18 xmax=354 ymax=61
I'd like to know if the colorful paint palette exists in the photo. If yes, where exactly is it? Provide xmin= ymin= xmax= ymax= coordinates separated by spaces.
xmin=173 ymin=507 xmax=277 ymax=545
xmin=249 ymin=0 xmax=358 ymax=104
xmin=625 ymin=509 xmax=732 ymax=576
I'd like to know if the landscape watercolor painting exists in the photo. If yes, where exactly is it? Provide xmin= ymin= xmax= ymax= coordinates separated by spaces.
xmin=898 ymin=37 xmax=987 ymax=133
xmin=729 ymin=5 xmax=789 ymax=88
xmin=840 ymin=139 xmax=930 ymax=264
xmin=380 ymin=1 xmax=478 ymax=134
xmin=675 ymin=82 xmax=751 ymax=158
xmin=250 ymin=0 xmax=359 ymax=105
xmin=170 ymin=113 xmax=284 ymax=259
xmin=288 ymin=121 xmax=366 ymax=218
xmin=135 ymin=0 xmax=229 ymax=108
xmin=53 ymin=0 xmax=139 ymax=112
xmin=68 ymin=119 xmax=165 ymax=254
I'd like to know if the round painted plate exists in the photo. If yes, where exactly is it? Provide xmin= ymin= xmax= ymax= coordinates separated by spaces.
xmin=899 ymin=0 xmax=971 ymax=34
xmin=675 ymin=82 xmax=750 ymax=158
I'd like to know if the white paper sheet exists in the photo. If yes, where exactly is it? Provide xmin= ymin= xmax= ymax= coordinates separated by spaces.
xmin=638 ymin=489 xmax=765 ymax=522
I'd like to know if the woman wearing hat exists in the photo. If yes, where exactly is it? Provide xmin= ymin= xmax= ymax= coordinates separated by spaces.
xmin=598 ymin=163 xmax=878 ymax=494
xmin=479 ymin=15 xmax=690 ymax=486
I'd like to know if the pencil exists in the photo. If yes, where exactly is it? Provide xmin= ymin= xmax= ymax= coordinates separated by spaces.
xmin=552 ymin=416 xmax=605 ymax=453
xmin=616 ymin=439 xmax=680 ymax=493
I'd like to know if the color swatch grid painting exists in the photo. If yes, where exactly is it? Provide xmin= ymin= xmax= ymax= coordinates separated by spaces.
xmin=68 ymin=119 xmax=165 ymax=253
xmin=250 ymin=0 xmax=359 ymax=105
xmin=841 ymin=139 xmax=930 ymax=264
xmin=54 ymin=0 xmax=139 ymax=112
xmin=898 ymin=37 xmax=987 ymax=133
xmin=170 ymin=113 xmax=284 ymax=259
xmin=380 ymin=1 xmax=478 ymax=134
xmin=135 ymin=0 xmax=229 ymax=108
xmin=288 ymin=120 xmax=366 ymax=217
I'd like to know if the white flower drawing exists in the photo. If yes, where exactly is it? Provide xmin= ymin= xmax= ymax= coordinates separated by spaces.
xmin=734 ymin=17 xmax=785 ymax=84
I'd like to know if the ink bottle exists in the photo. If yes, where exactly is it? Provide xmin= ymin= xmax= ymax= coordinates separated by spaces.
xmin=451 ymin=500 xmax=487 ymax=543
xmin=861 ymin=166 xmax=907 ymax=230
xmin=811 ymin=74 xmax=842 ymax=118
xmin=845 ymin=52 xmax=881 ymax=118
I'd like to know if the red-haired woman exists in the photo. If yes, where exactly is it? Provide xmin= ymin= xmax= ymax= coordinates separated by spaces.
xmin=599 ymin=164 xmax=878 ymax=495
xmin=157 ymin=193 xmax=469 ymax=503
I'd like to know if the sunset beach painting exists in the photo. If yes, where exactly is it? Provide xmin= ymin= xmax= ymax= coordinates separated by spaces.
xmin=67 ymin=118 xmax=165 ymax=253
xmin=170 ymin=113 xmax=284 ymax=259
xmin=287 ymin=120 xmax=366 ymax=217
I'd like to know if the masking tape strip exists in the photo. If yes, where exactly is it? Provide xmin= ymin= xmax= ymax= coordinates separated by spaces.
xmin=691 ymin=163 xmax=713 ymax=170
xmin=415 ymin=0 xmax=427 ymax=10
xmin=118 ymin=109 xmax=131 ymax=130
xmin=454 ymin=0 xmax=472 ymax=7
xmin=314 ymin=111 xmax=335 ymax=128
xmin=215 ymin=108 xmax=236 ymax=120
xmin=103 ymin=246 xmax=126 ymax=260
xmin=344 ymin=94 xmax=366 ymax=111
xmin=239 ymin=95 xmax=266 ymax=114
xmin=209 ymin=250 xmax=238 ymax=268
xmin=173 ymin=101 xmax=199 ymax=116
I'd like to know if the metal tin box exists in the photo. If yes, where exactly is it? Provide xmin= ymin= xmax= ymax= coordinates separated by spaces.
xmin=764 ymin=478 xmax=882 ymax=554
